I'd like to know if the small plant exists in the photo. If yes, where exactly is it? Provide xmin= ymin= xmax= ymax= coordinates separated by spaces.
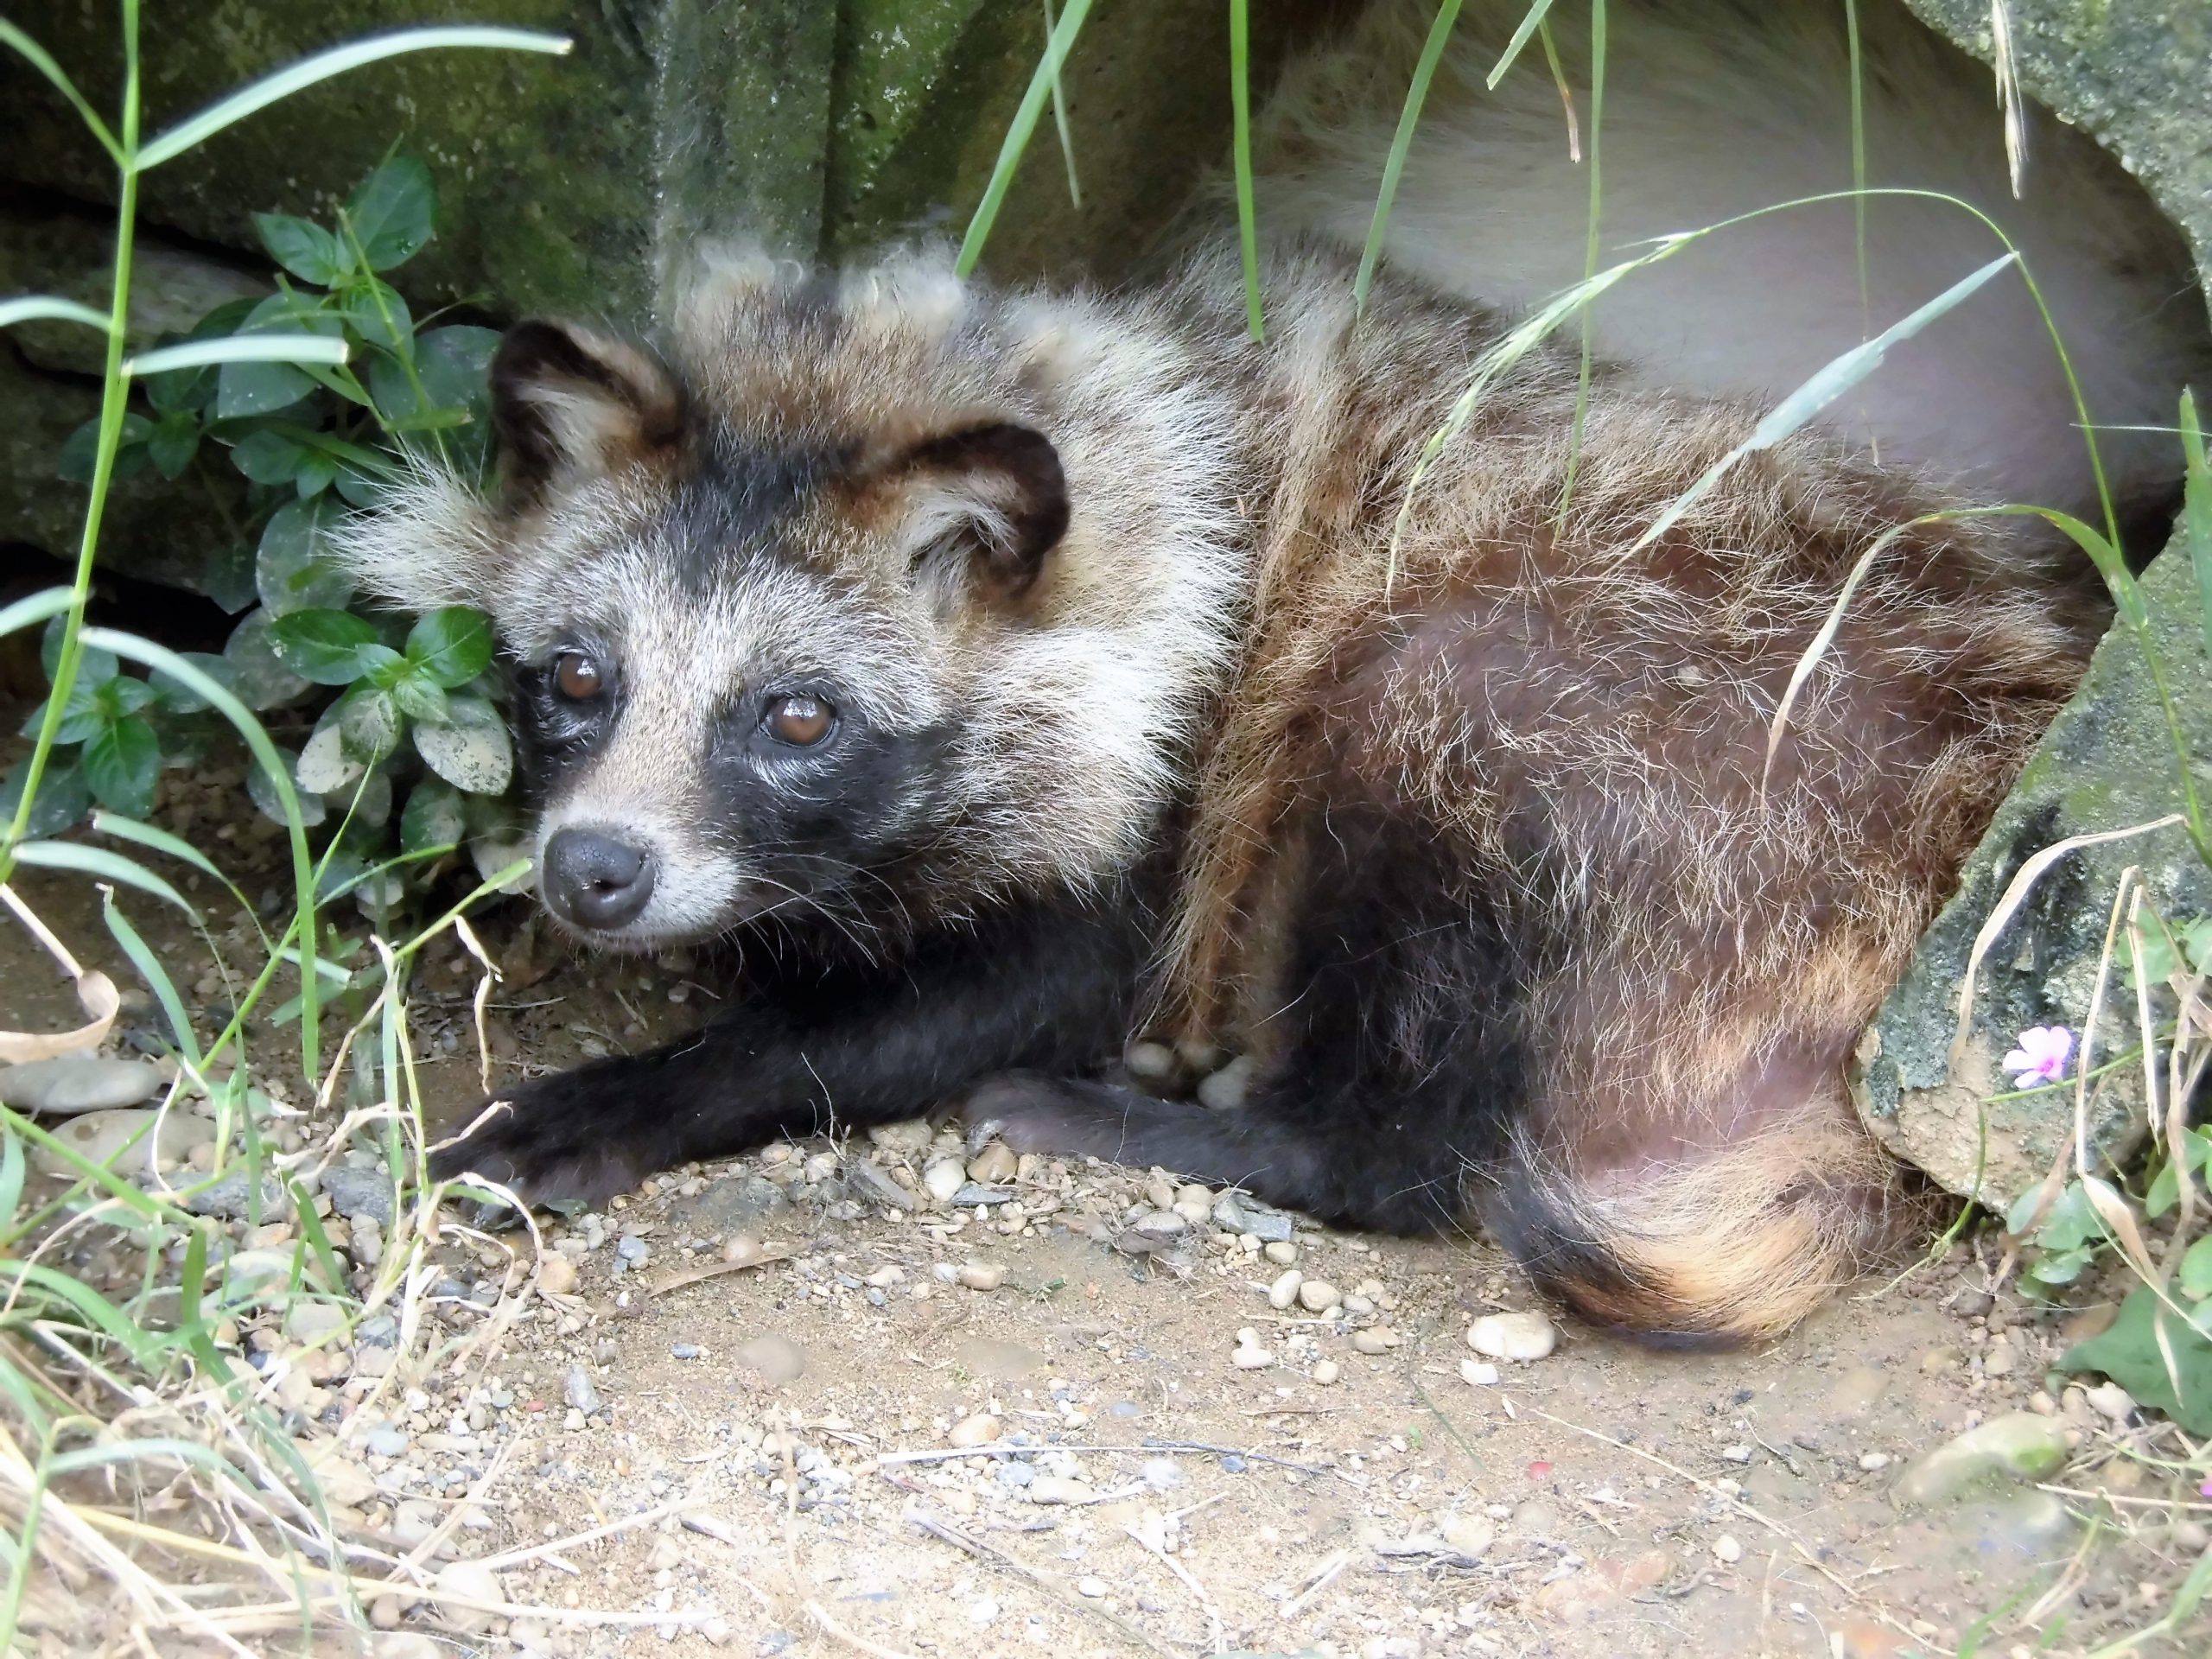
xmin=7 ymin=152 xmax=521 ymax=918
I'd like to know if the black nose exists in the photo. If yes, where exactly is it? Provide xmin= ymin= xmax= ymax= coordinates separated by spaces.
xmin=543 ymin=828 xmax=655 ymax=931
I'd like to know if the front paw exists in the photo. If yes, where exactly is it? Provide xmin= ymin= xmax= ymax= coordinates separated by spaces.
xmin=958 ymin=1071 xmax=1126 ymax=1160
xmin=428 ymin=1070 xmax=657 ymax=1213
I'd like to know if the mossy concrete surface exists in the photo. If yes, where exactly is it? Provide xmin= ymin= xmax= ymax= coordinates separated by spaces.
xmin=1859 ymin=3 xmax=2212 ymax=1205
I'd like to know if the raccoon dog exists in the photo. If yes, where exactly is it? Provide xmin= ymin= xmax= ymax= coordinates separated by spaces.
xmin=346 ymin=0 xmax=2208 ymax=1344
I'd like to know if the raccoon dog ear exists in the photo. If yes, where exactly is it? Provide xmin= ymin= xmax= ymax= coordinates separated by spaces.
xmin=895 ymin=423 xmax=1069 ymax=601
xmin=489 ymin=321 xmax=683 ymax=501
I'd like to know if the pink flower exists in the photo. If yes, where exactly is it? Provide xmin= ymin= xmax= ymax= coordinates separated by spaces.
xmin=2001 ymin=1026 xmax=2073 ymax=1086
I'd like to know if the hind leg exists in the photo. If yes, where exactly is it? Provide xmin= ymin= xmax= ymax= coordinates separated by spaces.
xmin=965 ymin=804 xmax=1538 ymax=1236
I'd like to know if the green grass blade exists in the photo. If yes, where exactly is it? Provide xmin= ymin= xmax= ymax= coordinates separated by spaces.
xmin=124 ymin=334 xmax=349 ymax=376
xmin=2181 ymin=390 xmax=2211 ymax=659
xmin=0 ymin=21 xmax=123 ymax=164
xmin=92 ymin=810 xmax=266 ymax=943
xmin=1230 ymin=0 xmax=1265 ymax=340
xmin=136 ymin=27 xmax=571 ymax=172
xmin=1630 ymin=251 xmax=2018 ymax=553
xmin=0 ymin=1127 xmax=23 ymax=1230
xmin=0 ymin=587 xmax=77 ymax=641
xmin=99 ymin=889 xmax=206 ymax=1071
xmin=0 ymin=296 xmax=115 ymax=334
xmin=957 ymin=0 xmax=1093 ymax=276
xmin=12 ymin=840 xmax=198 ymax=921
xmin=1042 ymin=0 xmax=1081 ymax=207
xmin=1355 ymin=0 xmax=1465 ymax=317
xmin=1554 ymin=0 xmax=1605 ymax=524
xmin=78 ymin=627 xmax=321 ymax=1077
xmin=1485 ymin=0 xmax=1556 ymax=88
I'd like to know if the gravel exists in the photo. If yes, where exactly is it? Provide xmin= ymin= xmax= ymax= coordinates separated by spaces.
xmin=563 ymin=1364 xmax=603 ymax=1415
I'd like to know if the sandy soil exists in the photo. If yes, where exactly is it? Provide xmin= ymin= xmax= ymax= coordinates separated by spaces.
xmin=3 ymin=809 xmax=2208 ymax=1658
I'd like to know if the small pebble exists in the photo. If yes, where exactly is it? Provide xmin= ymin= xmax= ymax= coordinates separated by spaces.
xmin=1311 ymin=1360 xmax=1340 ymax=1386
xmin=1467 ymin=1310 xmax=1556 ymax=1361
xmin=536 ymin=1254 xmax=578 ymax=1296
xmin=949 ymin=1414 xmax=1002 ymax=1448
xmin=1267 ymin=1268 xmax=1304 ymax=1310
xmin=1231 ymin=1327 xmax=1274 ymax=1370
xmin=1351 ymin=1327 xmax=1396 ymax=1354
xmin=957 ymin=1262 xmax=1005 ymax=1291
xmin=365 ymin=1426 xmax=408 ymax=1459
xmin=2086 ymin=1382 xmax=2135 ymax=1422
xmin=1858 ymin=1452 xmax=1891 ymax=1471
xmin=563 ymin=1364 xmax=602 ymax=1415
xmin=1027 ymin=1476 xmax=1096 ymax=1506
xmin=1296 ymin=1279 xmax=1342 ymax=1313
xmin=1262 ymin=1241 xmax=1297 ymax=1266
xmin=1459 ymin=1358 xmax=1501 ymax=1387
xmin=670 ymin=1343 xmax=701 ymax=1360
xmin=968 ymin=1142 xmax=1018 ymax=1185
xmin=1720 ymin=1444 xmax=1752 ymax=1464
xmin=922 ymin=1160 xmax=967 ymax=1204
xmin=1713 ymin=1534 xmax=1744 ymax=1564
xmin=1077 ymin=1575 xmax=1109 ymax=1599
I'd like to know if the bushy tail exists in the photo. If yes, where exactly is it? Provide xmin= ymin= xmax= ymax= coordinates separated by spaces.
xmin=1483 ymin=1117 xmax=1908 ymax=1349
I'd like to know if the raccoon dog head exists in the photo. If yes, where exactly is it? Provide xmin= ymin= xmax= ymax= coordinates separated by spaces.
xmin=342 ymin=248 xmax=1245 ymax=952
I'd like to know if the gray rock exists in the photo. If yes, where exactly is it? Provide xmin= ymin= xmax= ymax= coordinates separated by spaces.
xmin=182 ymin=1168 xmax=289 ymax=1221
xmin=1211 ymin=1189 xmax=1294 ymax=1243
xmin=563 ymin=1365 xmax=603 ymax=1416
xmin=1862 ymin=4 xmax=2212 ymax=1208
xmin=1891 ymin=1412 xmax=2069 ymax=1508
xmin=950 ymin=1183 xmax=1018 ymax=1207
xmin=1856 ymin=549 xmax=2209 ymax=1207
xmin=0 ymin=1056 xmax=166 ymax=1116
xmin=321 ymin=1165 xmax=395 ymax=1226
xmin=365 ymin=1425 xmax=409 ymax=1459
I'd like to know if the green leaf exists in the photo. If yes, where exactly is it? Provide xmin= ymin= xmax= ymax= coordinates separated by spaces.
xmin=145 ymin=410 xmax=200 ymax=479
xmin=222 ymin=608 xmax=313 ymax=710
xmin=213 ymin=293 xmax=340 ymax=420
xmin=58 ymin=412 xmax=150 ymax=482
xmin=342 ymin=276 xmax=412 ymax=353
xmin=143 ymin=297 xmax=256 ymax=414
xmin=406 ymin=607 xmax=494 ymax=688
xmin=266 ymin=607 xmax=383 ymax=684
xmin=401 ymin=777 xmax=467 ymax=854
xmin=293 ymin=449 xmax=339 ymax=498
xmin=345 ymin=156 xmax=437 ymax=271
xmin=255 ymin=497 xmax=353 ymax=615
xmin=79 ymin=716 xmax=161 ymax=818
xmin=252 ymin=213 xmax=347 ymax=285
xmin=335 ymin=682 xmax=404 ymax=761
xmin=414 ymin=694 xmax=512 ymax=794
xmin=391 ymin=671 xmax=451 ymax=725
xmin=40 ymin=616 xmax=118 ymax=688
xmin=246 ymin=747 xmax=325 ymax=829
xmin=149 ymin=652 xmax=238 ymax=715
xmin=2182 ymin=1236 xmax=2212 ymax=1301
xmin=102 ymin=677 xmax=156 ymax=720
xmin=20 ymin=676 xmax=105 ymax=745
xmin=2059 ymin=1283 xmax=2212 ymax=1434
xmin=229 ymin=425 xmax=312 ymax=486
xmin=2008 ymin=1179 xmax=2100 ymax=1253
xmin=0 ymin=759 xmax=90 ymax=837
xmin=2146 ymin=1128 xmax=2212 ymax=1219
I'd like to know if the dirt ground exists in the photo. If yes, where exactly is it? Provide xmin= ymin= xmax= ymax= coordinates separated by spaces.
xmin=3 ymin=796 xmax=2209 ymax=1658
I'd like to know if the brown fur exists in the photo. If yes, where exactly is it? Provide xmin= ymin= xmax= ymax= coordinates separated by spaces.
xmin=1160 ymin=241 xmax=2099 ymax=1341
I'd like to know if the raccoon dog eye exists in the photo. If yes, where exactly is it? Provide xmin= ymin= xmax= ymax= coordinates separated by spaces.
xmin=553 ymin=652 xmax=605 ymax=701
xmin=764 ymin=693 xmax=835 ymax=747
